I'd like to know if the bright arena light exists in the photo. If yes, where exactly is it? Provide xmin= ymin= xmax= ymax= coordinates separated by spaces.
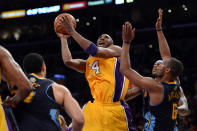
xmin=86 ymin=22 xmax=90 ymax=26
xmin=93 ymin=16 xmax=96 ymax=20
xmin=26 ymin=5 xmax=60 ymax=16
xmin=115 ymin=0 xmax=124 ymax=5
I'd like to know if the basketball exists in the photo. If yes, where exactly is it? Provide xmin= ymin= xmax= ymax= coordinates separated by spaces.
xmin=54 ymin=13 xmax=76 ymax=35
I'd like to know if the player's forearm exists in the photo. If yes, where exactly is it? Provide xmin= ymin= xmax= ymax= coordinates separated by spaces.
xmin=157 ymin=31 xmax=171 ymax=59
xmin=15 ymin=87 xmax=31 ymax=101
xmin=178 ymin=94 xmax=189 ymax=116
xmin=12 ymin=79 xmax=32 ymax=106
xmin=69 ymin=105 xmax=84 ymax=131
xmin=72 ymin=31 xmax=93 ymax=51
xmin=17 ymin=74 xmax=32 ymax=97
xmin=60 ymin=38 xmax=73 ymax=64
xmin=8 ymin=62 xmax=32 ymax=102
xmin=120 ymin=43 xmax=131 ymax=74
xmin=125 ymin=87 xmax=141 ymax=101
xmin=72 ymin=120 xmax=83 ymax=131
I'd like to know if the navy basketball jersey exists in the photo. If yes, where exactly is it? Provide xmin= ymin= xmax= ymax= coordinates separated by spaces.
xmin=144 ymin=81 xmax=181 ymax=131
xmin=14 ymin=73 xmax=61 ymax=131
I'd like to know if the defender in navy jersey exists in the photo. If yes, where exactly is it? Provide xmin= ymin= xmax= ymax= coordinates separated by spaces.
xmin=142 ymin=8 xmax=189 ymax=129
xmin=144 ymin=81 xmax=180 ymax=131
xmin=120 ymin=21 xmax=184 ymax=131
xmin=13 ymin=53 xmax=84 ymax=131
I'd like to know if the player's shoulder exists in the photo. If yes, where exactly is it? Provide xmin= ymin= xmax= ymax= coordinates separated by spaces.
xmin=52 ymin=82 xmax=70 ymax=93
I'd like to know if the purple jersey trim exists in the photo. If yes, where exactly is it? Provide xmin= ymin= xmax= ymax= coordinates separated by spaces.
xmin=113 ymin=59 xmax=124 ymax=102
xmin=120 ymin=101 xmax=137 ymax=131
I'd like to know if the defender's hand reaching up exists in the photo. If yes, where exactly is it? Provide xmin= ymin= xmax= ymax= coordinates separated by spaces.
xmin=155 ymin=8 xmax=163 ymax=30
xmin=122 ymin=21 xmax=135 ymax=44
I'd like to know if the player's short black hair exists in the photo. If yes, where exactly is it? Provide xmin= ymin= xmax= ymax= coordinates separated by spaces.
xmin=167 ymin=57 xmax=184 ymax=77
xmin=23 ymin=53 xmax=44 ymax=74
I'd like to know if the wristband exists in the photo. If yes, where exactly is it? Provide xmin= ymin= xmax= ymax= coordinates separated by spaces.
xmin=156 ymin=29 xmax=162 ymax=32
xmin=124 ymin=41 xmax=130 ymax=44
xmin=85 ymin=43 xmax=98 ymax=56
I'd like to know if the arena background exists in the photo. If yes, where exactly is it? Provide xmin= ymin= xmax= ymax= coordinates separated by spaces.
xmin=0 ymin=0 xmax=197 ymax=130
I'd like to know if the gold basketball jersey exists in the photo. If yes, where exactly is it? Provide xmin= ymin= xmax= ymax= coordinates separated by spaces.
xmin=86 ymin=57 xmax=129 ymax=103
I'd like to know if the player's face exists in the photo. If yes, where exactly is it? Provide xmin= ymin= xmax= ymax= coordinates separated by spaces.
xmin=156 ymin=59 xmax=170 ymax=77
xmin=156 ymin=62 xmax=166 ymax=77
xmin=152 ymin=61 xmax=163 ymax=76
xmin=97 ymin=34 xmax=113 ymax=48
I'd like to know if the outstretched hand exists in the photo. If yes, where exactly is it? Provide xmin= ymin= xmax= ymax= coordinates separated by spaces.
xmin=122 ymin=21 xmax=135 ymax=44
xmin=60 ymin=16 xmax=75 ymax=35
xmin=155 ymin=8 xmax=163 ymax=30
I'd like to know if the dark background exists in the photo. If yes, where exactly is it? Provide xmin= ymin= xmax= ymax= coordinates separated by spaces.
xmin=0 ymin=0 xmax=197 ymax=130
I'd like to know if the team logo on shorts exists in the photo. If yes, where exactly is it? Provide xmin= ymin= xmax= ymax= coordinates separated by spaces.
xmin=30 ymin=77 xmax=36 ymax=83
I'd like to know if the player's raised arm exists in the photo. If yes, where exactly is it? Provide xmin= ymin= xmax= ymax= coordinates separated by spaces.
xmin=57 ymin=33 xmax=86 ymax=73
xmin=59 ymin=16 xmax=121 ymax=58
xmin=120 ymin=22 xmax=160 ymax=92
xmin=156 ymin=8 xmax=171 ymax=60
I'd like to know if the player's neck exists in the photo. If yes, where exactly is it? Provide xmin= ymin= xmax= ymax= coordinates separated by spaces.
xmin=160 ymin=74 xmax=174 ymax=83
xmin=155 ymin=77 xmax=161 ymax=82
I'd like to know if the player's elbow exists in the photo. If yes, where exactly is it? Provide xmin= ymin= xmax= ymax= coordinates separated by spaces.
xmin=17 ymin=81 xmax=32 ymax=100
xmin=64 ymin=61 xmax=73 ymax=68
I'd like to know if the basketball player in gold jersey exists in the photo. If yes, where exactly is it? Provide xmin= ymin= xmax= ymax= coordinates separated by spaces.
xmin=0 ymin=45 xmax=32 ymax=131
xmin=56 ymin=17 xmax=136 ymax=130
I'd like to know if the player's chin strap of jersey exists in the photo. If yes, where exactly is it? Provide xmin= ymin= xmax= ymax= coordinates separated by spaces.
xmin=85 ymin=43 xmax=98 ymax=56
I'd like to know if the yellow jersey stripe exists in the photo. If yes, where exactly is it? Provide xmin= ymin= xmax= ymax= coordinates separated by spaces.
xmin=167 ymin=81 xmax=176 ymax=84
xmin=31 ymin=73 xmax=45 ymax=79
